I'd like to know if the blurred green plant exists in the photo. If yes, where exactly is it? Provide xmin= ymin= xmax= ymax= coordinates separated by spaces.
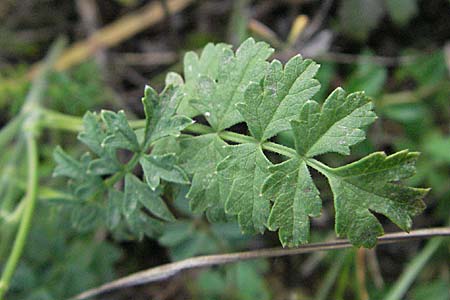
xmin=7 ymin=204 xmax=121 ymax=300
xmin=338 ymin=0 xmax=419 ymax=41
xmin=0 ymin=5 xmax=448 ymax=297
xmin=0 ymin=40 xmax=120 ymax=300
xmin=0 ymin=61 xmax=107 ymax=117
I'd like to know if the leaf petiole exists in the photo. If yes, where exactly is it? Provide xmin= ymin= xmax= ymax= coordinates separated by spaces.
xmin=40 ymin=109 xmax=335 ymax=176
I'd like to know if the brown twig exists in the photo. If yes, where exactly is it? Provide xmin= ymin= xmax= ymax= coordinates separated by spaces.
xmin=314 ymin=52 xmax=418 ymax=66
xmin=300 ymin=0 xmax=334 ymax=42
xmin=70 ymin=227 xmax=450 ymax=300
xmin=27 ymin=0 xmax=193 ymax=79
xmin=75 ymin=0 xmax=107 ymax=70
xmin=119 ymin=52 xmax=178 ymax=66
xmin=274 ymin=49 xmax=418 ymax=66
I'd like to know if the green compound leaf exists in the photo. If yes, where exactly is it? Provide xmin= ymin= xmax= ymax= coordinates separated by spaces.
xmin=53 ymin=146 xmax=85 ymax=179
xmin=70 ymin=204 xmax=102 ymax=232
xmin=238 ymin=55 xmax=320 ymax=141
xmin=101 ymin=110 xmax=140 ymax=152
xmin=126 ymin=209 xmax=165 ymax=240
xmin=70 ymin=203 xmax=101 ymax=232
xmin=142 ymin=85 xmax=193 ymax=148
xmin=53 ymin=148 xmax=103 ymax=200
xmin=52 ymin=38 xmax=429 ymax=249
xmin=324 ymin=151 xmax=428 ymax=248
xmin=106 ymin=189 xmax=122 ymax=230
xmin=87 ymin=158 xmax=121 ymax=176
xmin=77 ymin=112 xmax=107 ymax=157
xmin=180 ymin=43 xmax=231 ymax=117
xmin=72 ymin=154 xmax=104 ymax=199
xmin=217 ymin=143 xmax=272 ymax=234
xmin=262 ymin=158 xmax=321 ymax=247
xmin=140 ymin=153 xmax=189 ymax=191
xmin=124 ymin=173 xmax=175 ymax=222
xmin=190 ymin=38 xmax=274 ymax=131
xmin=77 ymin=112 xmax=121 ymax=175
xmin=292 ymin=88 xmax=377 ymax=157
xmin=179 ymin=134 xmax=230 ymax=215
xmin=165 ymin=71 xmax=184 ymax=87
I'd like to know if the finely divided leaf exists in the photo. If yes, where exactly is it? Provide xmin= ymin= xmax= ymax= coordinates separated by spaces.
xmin=151 ymin=136 xmax=181 ymax=157
xmin=238 ymin=55 xmax=320 ymax=141
xmin=77 ymin=112 xmax=107 ymax=156
xmin=217 ymin=143 xmax=271 ymax=234
xmin=53 ymin=146 xmax=85 ymax=179
xmin=324 ymin=151 xmax=428 ymax=247
xmin=70 ymin=204 xmax=101 ymax=232
xmin=180 ymin=43 xmax=231 ymax=117
xmin=77 ymin=112 xmax=120 ymax=175
xmin=190 ymin=38 xmax=274 ymax=131
xmin=165 ymin=71 xmax=184 ymax=87
xmin=292 ymin=88 xmax=376 ymax=157
xmin=184 ymin=43 xmax=230 ymax=82
xmin=53 ymin=149 xmax=103 ymax=200
xmin=142 ymin=85 xmax=193 ymax=148
xmin=106 ymin=189 xmax=122 ymax=230
xmin=179 ymin=134 xmax=229 ymax=215
xmin=140 ymin=153 xmax=189 ymax=190
xmin=87 ymin=158 xmax=121 ymax=176
xmin=101 ymin=110 xmax=140 ymax=152
xmin=74 ymin=154 xmax=104 ymax=199
xmin=126 ymin=210 xmax=165 ymax=240
xmin=262 ymin=158 xmax=321 ymax=247
xmin=124 ymin=173 xmax=175 ymax=222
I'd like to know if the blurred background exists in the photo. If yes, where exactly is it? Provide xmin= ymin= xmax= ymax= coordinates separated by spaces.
xmin=0 ymin=0 xmax=449 ymax=299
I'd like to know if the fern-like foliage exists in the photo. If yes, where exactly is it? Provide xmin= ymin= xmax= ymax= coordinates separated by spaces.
xmin=53 ymin=38 xmax=428 ymax=248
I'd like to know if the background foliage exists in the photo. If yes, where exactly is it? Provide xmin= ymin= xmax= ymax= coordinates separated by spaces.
xmin=0 ymin=0 xmax=449 ymax=299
